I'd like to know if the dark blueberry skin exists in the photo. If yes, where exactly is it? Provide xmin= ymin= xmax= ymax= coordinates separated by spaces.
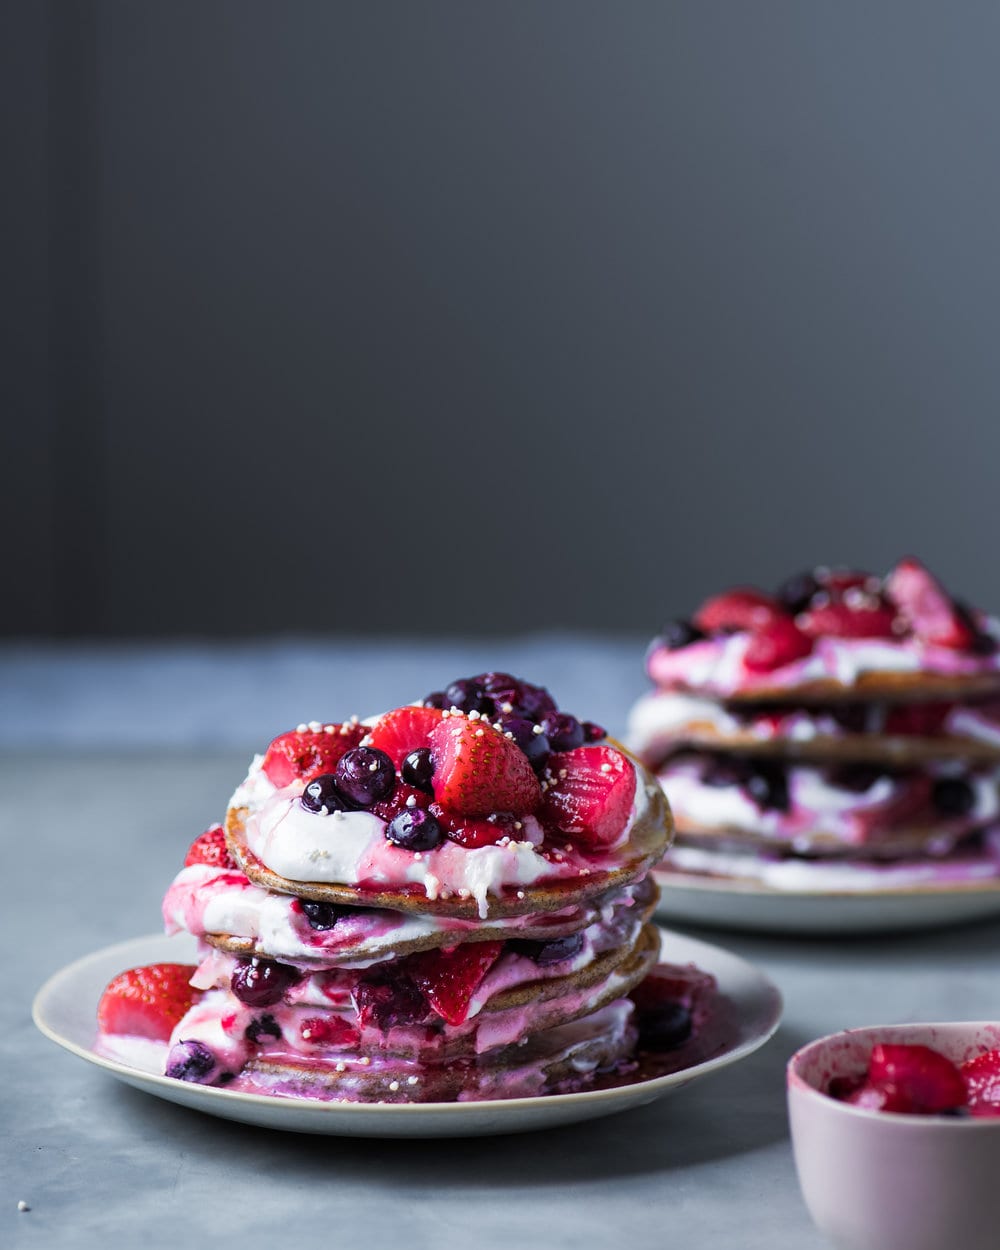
xmin=165 ymin=1039 xmax=216 ymax=1082
xmin=385 ymin=807 xmax=444 ymax=851
xmin=334 ymin=746 xmax=396 ymax=808
xmin=509 ymin=932 xmax=585 ymax=965
xmin=746 ymin=764 xmax=789 ymax=813
xmin=830 ymin=703 xmax=871 ymax=734
xmin=300 ymin=773 xmax=349 ymax=814
xmin=540 ymin=712 xmax=585 ymax=753
xmin=582 ymin=721 xmax=606 ymax=742
xmin=827 ymin=763 xmax=884 ymax=794
xmin=775 ymin=570 xmax=822 ymax=615
xmin=701 ymin=756 xmax=754 ymax=789
xmin=299 ymin=898 xmax=352 ymax=930
xmin=500 ymin=716 xmax=551 ymax=770
xmin=423 ymin=690 xmax=447 ymax=709
xmin=244 ymin=1014 xmax=282 ymax=1044
xmin=932 ymin=777 xmax=976 ymax=816
xmin=444 ymin=678 xmax=494 ymax=715
xmin=654 ymin=619 xmax=706 ymax=651
xmin=354 ymin=970 xmax=427 ymax=1031
xmin=401 ymin=747 xmax=435 ymax=793
xmin=230 ymin=957 xmax=301 ymax=1007
xmin=637 ymin=1002 xmax=693 ymax=1052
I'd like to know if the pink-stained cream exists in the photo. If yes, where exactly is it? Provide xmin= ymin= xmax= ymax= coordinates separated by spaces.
xmin=231 ymin=750 xmax=650 ymax=919
xmin=646 ymin=629 xmax=1000 ymax=699
xmin=658 ymin=757 xmax=1000 ymax=850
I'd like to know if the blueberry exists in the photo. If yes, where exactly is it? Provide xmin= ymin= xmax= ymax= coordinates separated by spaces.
xmin=244 ymin=1014 xmax=282 ymax=1044
xmin=582 ymin=721 xmax=606 ymax=742
xmin=701 ymin=756 xmax=754 ymax=788
xmin=932 ymin=777 xmax=976 ymax=816
xmin=827 ymin=763 xmax=883 ymax=793
xmin=385 ymin=807 xmax=444 ymax=851
xmin=334 ymin=746 xmax=396 ymax=808
xmin=300 ymin=773 xmax=348 ymax=814
xmin=353 ymin=970 xmax=428 ymax=1030
xmin=830 ymin=704 xmax=870 ymax=733
xmin=746 ymin=764 xmax=789 ymax=812
xmin=637 ymin=1003 xmax=693 ymax=1052
xmin=509 ymin=932 xmax=585 ymax=965
xmin=299 ymin=899 xmax=351 ymax=930
xmin=401 ymin=747 xmax=435 ymax=793
xmin=654 ymin=619 xmax=706 ymax=651
xmin=479 ymin=675 xmax=556 ymax=720
xmin=423 ymin=690 xmax=447 ymax=709
xmin=444 ymin=678 xmax=493 ymax=715
xmin=499 ymin=716 xmax=551 ymax=770
xmin=540 ymin=712 xmax=585 ymax=752
xmin=230 ymin=957 xmax=300 ymax=1007
xmin=775 ymin=570 xmax=822 ymax=615
xmin=165 ymin=1039 xmax=216 ymax=1082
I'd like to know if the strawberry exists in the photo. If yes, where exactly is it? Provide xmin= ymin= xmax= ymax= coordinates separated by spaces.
xmin=743 ymin=618 xmax=814 ymax=673
xmin=819 ymin=569 xmax=873 ymax=593
xmin=867 ymin=1043 xmax=968 ymax=1114
xmin=693 ymin=588 xmax=785 ymax=634
xmin=371 ymin=783 xmax=432 ymax=822
xmin=97 ymin=963 xmax=200 ymax=1042
xmin=299 ymin=1016 xmax=359 ymax=1047
xmin=428 ymin=716 xmax=541 ymax=816
xmin=540 ymin=745 xmax=636 ymax=849
xmin=407 ymin=942 xmax=503 ymax=1026
xmin=432 ymin=804 xmax=518 ymax=848
xmin=961 ymin=1047 xmax=1000 ymax=1113
xmin=183 ymin=824 xmax=236 ymax=869
xmin=366 ymin=705 xmax=447 ymax=768
xmin=884 ymin=557 xmax=976 ymax=650
xmin=798 ymin=601 xmax=899 ymax=640
xmin=883 ymin=703 xmax=952 ymax=737
xmin=260 ymin=722 xmax=367 ymax=787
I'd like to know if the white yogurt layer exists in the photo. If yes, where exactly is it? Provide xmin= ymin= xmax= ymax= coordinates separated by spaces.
xmin=231 ymin=750 xmax=653 ymax=919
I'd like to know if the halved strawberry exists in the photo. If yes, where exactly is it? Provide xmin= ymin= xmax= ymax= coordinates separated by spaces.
xmin=432 ymin=804 xmax=518 ymax=848
xmin=961 ymin=1047 xmax=1000 ymax=1112
xmin=371 ymin=783 xmax=432 ymax=822
xmin=261 ymin=722 xmax=368 ymax=787
xmin=428 ymin=717 xmax=541 ymax=816
xmin=693 ymin=588 xmax=785 ymax=634
xmin=366 ymin=705 xmax=447 ymax=768
xmin=884 ymin=557 xmax=976 ymax=650
xmin=539 ymin=745 xmax=636 ymax=849
xmin=407 ymin=942 xmax=503 ymax=1025
xmin=798 ymin=601 xmax=899 ymax=640
xmin=743 ymin=618 xmax=814 ymax=673
xmin=868 ymin=1042 xmax=968 ymax=1113
xmin=184 ymin=824 xmax=236 ymax=869
xmin=97 ymin=963 xmax=200 ymax=1042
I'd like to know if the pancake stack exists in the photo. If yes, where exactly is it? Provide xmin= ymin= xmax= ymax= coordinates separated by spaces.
xmin=149 ymin=674 xmax=677 ymax=1102
xmin=628 ymin=559 xmax=1000 ymax=892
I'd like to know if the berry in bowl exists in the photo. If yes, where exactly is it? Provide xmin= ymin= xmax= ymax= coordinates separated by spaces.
xmin=787 ymin=1023 xmax=1000 ymax=1250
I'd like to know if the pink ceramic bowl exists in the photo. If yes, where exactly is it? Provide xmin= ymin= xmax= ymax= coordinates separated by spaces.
xmin=787 ymin=1023 xmax=1000 ymax=1250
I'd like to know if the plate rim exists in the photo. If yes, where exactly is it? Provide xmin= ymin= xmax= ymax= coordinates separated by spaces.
xmin=32 ymin=928 xmax=782 ymax=1123
xmin=654 ymin=866 xmax=1000 ymax=902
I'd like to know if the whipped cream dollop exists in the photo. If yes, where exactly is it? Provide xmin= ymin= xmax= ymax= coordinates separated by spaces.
xmin=231 ymin=752 xmax=653 ymax=919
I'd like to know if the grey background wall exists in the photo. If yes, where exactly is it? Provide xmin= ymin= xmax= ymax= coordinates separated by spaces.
xmin=5 ymin=2 xmax=1000 ymax=639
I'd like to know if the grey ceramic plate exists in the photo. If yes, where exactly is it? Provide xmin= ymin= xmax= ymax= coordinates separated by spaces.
xmin=33 ymin=928 xmax=781 ymax=1138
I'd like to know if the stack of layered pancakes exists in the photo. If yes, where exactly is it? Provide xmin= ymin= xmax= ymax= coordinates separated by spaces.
xmin=118 ymin=674 xmax=691 ymax=1102
xmin=629 ymin=558 xmax=1000 ymax=892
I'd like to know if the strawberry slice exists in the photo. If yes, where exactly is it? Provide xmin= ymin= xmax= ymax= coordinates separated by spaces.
xmin=261 ymin=722 xmax=368 ymax=787
xmin=867 ymin=1043 xmax=968 ymax=1113
xmin=798 ymin=601 xmax=899 ymax=640
xmin=431 ymin=804 xmax=518 ymax=848
xmin=884 ymin=557 xmax=976 ymax=650
xmin=299 ymin=1016 xmax=360 ymax=1047
xmin=366 ymin=705 xmax=447 ymax=768
xmin=428 ymin=717 xmax=541 ymax=817
xmin=407 ymin=942 xmax=503 ymax=1025
xmin=540 ymin=745 xmax=636 ymax=849
xmin=97 ymin=963 xmax=200 ymax=1042
xmin=693 ymin=588 xmax=785 ymax=634
xmin=184 ymin=824 xmax=236 ymax=869
xmin=743 ymin=618 xmax=814 ymax=672
xmin=961 ymin=1048 xmax=1000 ymax=1113
xmin=371 ymin=783 xmax=432 ymax=822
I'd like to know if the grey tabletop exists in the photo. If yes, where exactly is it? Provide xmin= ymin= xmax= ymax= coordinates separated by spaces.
xmin=4 ymin=640 xmax=1000 ymax=1250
